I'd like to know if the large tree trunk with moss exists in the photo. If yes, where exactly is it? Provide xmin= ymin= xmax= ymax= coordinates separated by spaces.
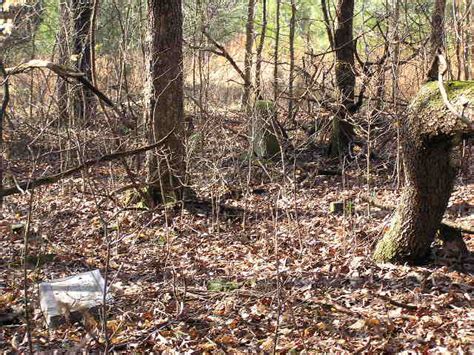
xmin=373 ymin=81 xmax=474 ymax=264
xmin=328 ymin=0 xmax=356 ymax=157
xmin=145 ymin=0 xmax=185 ymax=205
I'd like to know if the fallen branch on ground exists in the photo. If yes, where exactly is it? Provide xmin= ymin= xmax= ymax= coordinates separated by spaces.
xmin=0 ymin=131 xmax=173 ymax=198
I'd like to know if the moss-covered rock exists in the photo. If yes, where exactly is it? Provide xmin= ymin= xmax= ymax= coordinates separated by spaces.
xmin=252 ymin=100 xmax=281 ymax=159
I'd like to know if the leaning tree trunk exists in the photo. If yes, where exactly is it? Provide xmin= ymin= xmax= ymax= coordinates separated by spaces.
xmin=373 ymin=81 xmax=474 ymax=264
xmin=145 ymin=0 xmax=185 ymax=205
xmin=328 ymin=0 xmax=356 ymax=157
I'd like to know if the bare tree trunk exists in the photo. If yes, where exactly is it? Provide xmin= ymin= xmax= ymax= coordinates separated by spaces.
xmin=471 ymin=1 xmax=474 ymax=80
xmin=328 ymin=0 xmax=356 ymax=157
xmin=56 ymin=0 xmax=70 ymax=127
xmin=243 ymin=0 xmax=255 ymax=112
xmin=0 ymin=60 xmax=8 ymax=206
xmin=255 ymin=0 xmax=267 ymax=100
xmin=453 ymin=0 xmax=463 ymax=80
xmin=145 ymin=0 xmax=185 ymax=204
xmin=321 ymin=0 xmax=334 ymax=50
xmin=71 ymin=0 xmax=94 ymax=122
xmin=390 ymin=0 xmax=402 ymax=188
xmin=287 ymin=0 xmax=296 ymax=123
xmin=426 ymin=0 xmax=447 ymax=80
xmin=463 ymin=0 xmax=472 ymax=79
xmin=273 ymin=0 xmax=281 ymax=104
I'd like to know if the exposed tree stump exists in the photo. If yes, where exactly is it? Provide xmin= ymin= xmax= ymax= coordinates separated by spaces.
xmin=373 ymin=81 xmax=473 ymax=264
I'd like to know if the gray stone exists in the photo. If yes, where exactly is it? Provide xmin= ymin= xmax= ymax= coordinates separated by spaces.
xmin=39 ymin=269 xmax=112 ymax=328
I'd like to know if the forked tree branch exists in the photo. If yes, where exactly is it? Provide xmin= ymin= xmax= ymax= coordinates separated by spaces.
xmin=201 ymin=31 xmax=248 ymax=85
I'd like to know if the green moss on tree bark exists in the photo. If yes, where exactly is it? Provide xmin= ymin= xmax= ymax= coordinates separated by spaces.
xmin=373 ymin=81 xmax=473 ymax=264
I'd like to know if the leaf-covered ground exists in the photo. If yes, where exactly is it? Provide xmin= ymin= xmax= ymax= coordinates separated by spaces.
xmin=1 ymin=118 xmax=473 ymax=353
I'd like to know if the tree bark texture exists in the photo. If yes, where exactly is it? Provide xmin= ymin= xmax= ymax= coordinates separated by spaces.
xmin=426 ymin=0 xmax=447 ymax=81
xmin=273 ymin=0 xmax=281 ymax=104
xmin=373 ymin=81 xmax=474 ymax=264
xmin=329 ymin=0 xmax=355 ymax=156
xmin=145 ymin=0 xmax=185 ymax=204
xmin=71 ymin=0 xmax=94 ymax=122
xmin=255 ymin=0 xmax=267 ymax=100
xmin=287 ymin=0 xmax=296 ymax=123
xmin=56 ymin=0 xmax=70 ymax=127
xmin=243 ymin=0 xmax=256 ymax=112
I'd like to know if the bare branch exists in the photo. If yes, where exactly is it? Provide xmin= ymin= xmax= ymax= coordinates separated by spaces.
xmin=201 ymin=31 xmax=247 ymax=85
xmin=0 ymin=130 xmax=174 ymax=198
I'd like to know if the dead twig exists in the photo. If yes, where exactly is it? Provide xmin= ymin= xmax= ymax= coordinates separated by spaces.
xmin=374 ymin=292 xmax=419 ymax=310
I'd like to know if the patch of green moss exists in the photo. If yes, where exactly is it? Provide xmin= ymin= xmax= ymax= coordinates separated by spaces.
xmin=373 ymin=213 xmax=402 ymax=263
xmin=255 ymin=100 xmax=275 ymax=114
xmin=252 ymin=100 xmax=281 ymax=159
xmin=207 ymin=279 xmax=240 ymax=292
xmin=412 ymin=80 xmax=474 ymax=111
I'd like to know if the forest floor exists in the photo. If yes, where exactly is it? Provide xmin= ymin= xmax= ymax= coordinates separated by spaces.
xmin=1 ymin=118 xmax=473 ymax=353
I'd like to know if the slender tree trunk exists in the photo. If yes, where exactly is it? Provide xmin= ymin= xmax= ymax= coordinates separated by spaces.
xmin=390 ymin=0 xmax=402 ymax=188
xmin=464 ymin=0 xmax=472 ymax=79
xmin=471 ymin=2 xmax=474 ymax=80
xmin=145 ymin=0 xmax=185 ymax=204
xmin=56 ymin=0 xmax=70 ymax=127
xmin=243 ymin=0 xmax=255 ymax=112
xmin=328 ymin=0 xmax=356 ymax=157
xmin=321 ymin=0 xmax=334 ymax=50
xmin=197 ymin=0 xmax=206 ymax=112
xmin=71 ymin=0 xmax=94 ymax=122
xmin=426 ymin=0 xmax=447 ymax=80
xmin=453 ymin=0 xmax=463 ymax=80
xmin=287 ymin=0 xmax=296 ymax=123
xmin=0 ymin=60 xmax=8 ymax=206
xmin=273 ymin=0 xmax=281 ymax=104
xmin=255 ymin=0 xmax=267 ymax=100
xmin=89 ymin=0 xmax=99 ymax=86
